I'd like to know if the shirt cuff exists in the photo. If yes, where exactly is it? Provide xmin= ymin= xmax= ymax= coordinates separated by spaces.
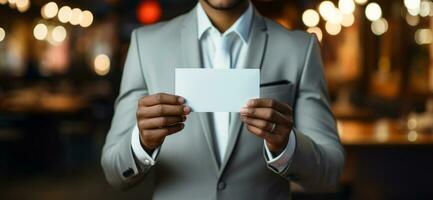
xmin=131 ymin=124 xmax=159 ymax=170
xmin=264 ymin=129 xmax=296 ymax=173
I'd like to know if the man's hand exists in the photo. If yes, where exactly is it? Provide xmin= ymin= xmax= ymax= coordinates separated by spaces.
xmin=136 ymin=93 xmax=191 ymax=151
xmin=240 ymin=98 xmax=293 ymax=155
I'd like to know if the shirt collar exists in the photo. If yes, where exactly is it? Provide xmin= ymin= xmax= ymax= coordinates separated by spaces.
xmin=197 ymin=2 xmax=253 ymax=44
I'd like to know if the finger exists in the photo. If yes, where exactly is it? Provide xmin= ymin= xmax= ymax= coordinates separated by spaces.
xmin=241 ymin=116 xmax=291 ymax=136
xmin=142 ymin=123 xmax=185 ymax=139
xmin=246 ymin=98 xmax=292 ymax=114
xmin=139 ymin=116 xmax=186 ymax=129
xmin=240 ymin=116 xmax=273 ymax=132
xmin=139 ymin=93 xmax=185 ymax=107
xmin=138 ymin=104 xmax=191 ymax=118
xmin=240 ymin=107 xmax=288 ymax=124
xmin=247 ymin=125 xmax=272 ymax=141
xmin=140 ymin=123 xmax=185 ymax=148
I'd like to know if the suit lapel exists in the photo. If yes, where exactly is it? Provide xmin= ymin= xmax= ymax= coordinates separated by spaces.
xmin=180 ymin=8 xmax=220 ymax=172
xmin=218 ymin=10 xmax=269 ymax=176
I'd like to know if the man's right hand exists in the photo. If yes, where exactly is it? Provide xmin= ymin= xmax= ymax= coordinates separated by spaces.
xmin=136 ymin=93 xmax=191 ymax=152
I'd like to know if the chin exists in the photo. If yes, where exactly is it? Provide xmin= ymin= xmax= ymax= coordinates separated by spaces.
xmin=204 ymin=0 xmax=247 ymax=10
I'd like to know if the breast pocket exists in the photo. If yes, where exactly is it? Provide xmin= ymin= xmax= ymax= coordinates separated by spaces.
xmin=260 ymin=80 xmax=295 ymax=106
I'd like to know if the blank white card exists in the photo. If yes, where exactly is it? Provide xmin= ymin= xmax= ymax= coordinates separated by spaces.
xmin=175 ymin=68 xmax=260 ymax=112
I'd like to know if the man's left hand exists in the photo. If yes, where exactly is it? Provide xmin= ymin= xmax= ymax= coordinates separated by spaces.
xmin=240 ymin=98 xmax=293 ymax=155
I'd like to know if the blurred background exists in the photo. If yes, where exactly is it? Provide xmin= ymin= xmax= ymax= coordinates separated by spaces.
xmin=0 ymin=0 xmax=432 ymax=199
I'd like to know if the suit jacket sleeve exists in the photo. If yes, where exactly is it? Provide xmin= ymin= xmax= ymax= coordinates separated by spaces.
xmin=101 ymin=29 xmax=151 ymax=190
xmin=276 ymin=35 xmax=345 ymax=192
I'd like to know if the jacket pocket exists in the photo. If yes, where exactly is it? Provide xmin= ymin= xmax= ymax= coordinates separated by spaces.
xmin=260 ymin=81 xmax=295 ymax=106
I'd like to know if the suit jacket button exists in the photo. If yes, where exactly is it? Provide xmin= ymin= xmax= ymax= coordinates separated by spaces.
xmin=217 ymin=181 xmax=226 ymax=190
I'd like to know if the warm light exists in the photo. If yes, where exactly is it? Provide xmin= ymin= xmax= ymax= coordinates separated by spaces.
xmin=70 ymin=8 xmax=82 ymax=25
xmin=307 ymin=27 xmax=323 ymax=42
xmin=325 ymin=21 xmax=342 ymax=35
xmin=371 ymin=18 xmax=388 ymax=35
xmin=407 ymin=131 xmax=418 ymax=142
xmin=0 ymin=27 xmax=5 ymax=42
xmin=404 ymin=0 xmax=420 ymax=10
xmin=407 ymin=7 xmax=420 ymax=16
xmin=354 ymin=0 xmax=368 ymax=5
xmin=137 ymin=0 xmax=161 ymax=24
xmin=33 ymin=23 xmax=48 ymax=40
xmin=405 ymin=13 xmax=420 ymax=26
xmin=42 ymin=2 xmax=58 ymax=19
xmin=338 ymin=0 xmax=356 ymax=14
xmin=419 ymin=1 xmax=430 ymax=17
xmin=374 ymin=120 xmax=389 ymax=142
xmin=415 ymin=29 xmax=433 ymax=45
xmin=341 ymin=13 xmax=355 ymax=27
xmin=16 ymin=0 xmax=29 ymax=12
xmin=328 ymin=8 xmax=344 ymax=24
xmin=0 ymin=0 xmax=8 ymax=5
xmin=52 ymin=25 xmax=67 ymax=43
xmin=428 ymin=2 xmax=433 ymax=17
xmin=94 ymin=54 xmax=111 ymax=76
xmin=365 ymin=2 xmax=382 ymax=21
xmin=407 ymin=117 xmax=417 ymax=129
xmin=302 ymin=9 xmax=320 ymax=27
xmin=318 ymin=1 xmax=336 ymax=21
xmin=58 ymin=6 xmax=72 ymax=23
xmin=80 ymin=10 xmax=93 ymax=28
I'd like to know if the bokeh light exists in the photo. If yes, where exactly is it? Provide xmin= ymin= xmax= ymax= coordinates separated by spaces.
xmin=325 ymin=21 xmax=342 ymax=35
xmin=318 ymin=1 xmax=336 ymax=21
xmin=137 ymin=0 xmax=161 ymax=24
xmin=365 ymin=2 xmax=382 ymax=21
xmin=338 ymin=0 xmax=356 ymax=14
xmin=404 ymin=0 xmax=420 ymax=10
xmin=70 ymin=8 xmax=83 ymax=25
xmin=302 ymin=9 xmax=320 ymax=27
xmin=94 ymin=54 xmax=111 ymax=76
xmin=341 ymin=13 xmax=355 ymax=27
xmin=405 ymin=13 xmax=420 ymax=26
xmin=419 ymin=1 xmax=430 ymax=17
xmin=42 ymin=2 xmax=59 ymax=19
xmin=33 ymin=23 xmax=48 ymax=40
xmin=52 ymin=25 xmax=67 ymax=43
xmin=354 ymin=0 xmax=368 ymax=5
xmin=0 ymin=27 xmax=5 ymax=42
xmin=415 ymin=29 xmax=433 ymax=45
xmin=58 ymin=6 xmax=72 ymax=23
xmin=80 ymin=10 xmax=94 ymax=28
xmin=16 ymin=0 xmax=29 ymax=12
xmin=371 ymin=18 xmax=388 ymax=36
xmin=307 ymin=27 xmax=323 ymax=42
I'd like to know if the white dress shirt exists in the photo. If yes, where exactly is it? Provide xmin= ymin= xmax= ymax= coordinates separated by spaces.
xmin=131 ymin=2 xmax=296 ymax=173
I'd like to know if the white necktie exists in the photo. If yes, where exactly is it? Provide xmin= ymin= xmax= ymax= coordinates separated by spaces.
xmin=213 ymin=35 xmax=231 ymax=162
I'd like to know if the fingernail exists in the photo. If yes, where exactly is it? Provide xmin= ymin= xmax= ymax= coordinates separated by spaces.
xmin=183 ymin=106 xmax=191 ymax=114
xmin=178 ymin=97 xmax=185 ymax=104
xmin=247 ymin=100 xmax=254 ymax=106
xmin=240 ymin=107 xmax=248 ymax=114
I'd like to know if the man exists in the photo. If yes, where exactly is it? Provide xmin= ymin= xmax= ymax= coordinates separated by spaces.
xmin=101 ymin=0 xmax=345 ymax=199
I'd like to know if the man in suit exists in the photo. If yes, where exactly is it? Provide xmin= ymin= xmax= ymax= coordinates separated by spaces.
xmin=101 ymin=0 xmax=345 ymax=199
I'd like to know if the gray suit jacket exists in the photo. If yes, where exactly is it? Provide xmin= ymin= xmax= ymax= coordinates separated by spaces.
xmin=101 ymin=5 xmax=345 ymax=200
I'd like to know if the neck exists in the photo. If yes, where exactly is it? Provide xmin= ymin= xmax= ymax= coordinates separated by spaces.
xmin=199 ymin=0 xmax=249 ymax=33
